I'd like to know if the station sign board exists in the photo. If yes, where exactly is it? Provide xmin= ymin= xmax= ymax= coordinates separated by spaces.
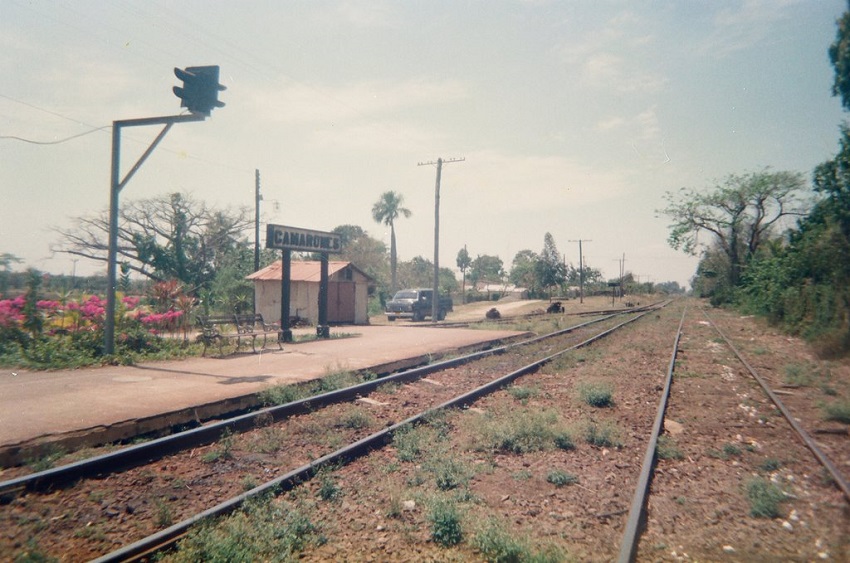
xmin=266 ymin=224 xmax=341 ymax=253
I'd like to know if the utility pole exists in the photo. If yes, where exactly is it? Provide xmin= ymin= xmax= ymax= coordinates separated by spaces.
xmin=254 ymin=169 xmax=262 ymax=273
xmin=568 ymin=239 xmax=592 ymax=303
xmin=612 ymin=253 xmax=626 ymax=300
xmin=418 ymin=156 xmax=464 ymax=322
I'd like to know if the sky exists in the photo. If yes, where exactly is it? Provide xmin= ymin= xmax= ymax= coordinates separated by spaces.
xmin=1 ymin=0 xmax=847 ymax=289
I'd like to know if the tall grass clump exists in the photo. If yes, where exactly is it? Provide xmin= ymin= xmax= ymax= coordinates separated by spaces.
xmin=582 ymin=420 xmax=623 ymax=448
xmin=578 ymin=381 xmax=614 ymax=407
xmin=472 ymin=517 xmax=565 ymax=563
xmin=469 ymin=408 xmax=572 ymax=454
xmin=746 ymin=477 xmax=788 ymax=518
xmin=823 ymin=400 xmax=850 ymax=424
xmin=428 ymin=498 xmax=463 ymax=547
xmin=165 ymin=494 xmax=320 ymax=562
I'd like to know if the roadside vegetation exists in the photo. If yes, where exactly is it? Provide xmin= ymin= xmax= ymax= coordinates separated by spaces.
xmin=660 ymin=5 xmax=850 ymax=358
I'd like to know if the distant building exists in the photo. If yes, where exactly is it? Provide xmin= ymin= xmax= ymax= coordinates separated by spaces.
xmin=247 ymin=261 xmax=375 ymax=325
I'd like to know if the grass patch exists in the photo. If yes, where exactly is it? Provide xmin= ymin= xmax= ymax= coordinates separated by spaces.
xmin=316 ymin=470 xmax=342 ymax=502
xmin=759 ymin=458 xmax=782 ymax=472
xmin=656 ymin=435 xmax=684 ymax=460
xmin=472 ymin=517 xmax=564 ymax=562
xmin=469 ymin=407 xmax=573 ymax=454
xmin=428 ymin=498 xmax=463 ymax=547
xmin=507 ymin=385 xmax=538 ymax=402
xmin=166 ymin=494 xmax=321 ymax=561
xmin=428 ymin=455 xmax=471 ymax=491
xmin=201 ymin=428 xmax=236 ymax=463
xmin=582 ymin=420 xmax=623 ymax=448
xmin=335 ymin=407 xmax=373 ymax=430
xmin=25 ymin=445 xmax=66 ymax=473
xmin=746 ymin=477 xmax=788 ymax=518
xmin=392 ymin=423 xmax=431 ymax=462
xmin=783 ymin=363 xmax=813 ymax=387
xmin=578 ymin=381 xmax=614 ymax=407
xmin=823 ymin=400 xmax=850 ymax=424
xmin=546 ymin=470 xmax=578 ymax=487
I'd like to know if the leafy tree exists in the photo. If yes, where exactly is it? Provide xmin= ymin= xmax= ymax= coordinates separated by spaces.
xmin=535 ymin=232 xmax=567 ymax=296
xmin=469 ymin=255 xmax=504 ymax=287
xmin=829 ymin=5 xmax=850 ymax=112
xmin=332 ymin=224 xmax=389 ymax=290
xmin=396 ymin=256 xmax=457 ymax=294
xmin=53 ymin=192 xmax=252 ymax=295
xmin=660 ymin=169 xmax=808 ymax=289
xmin=371 ymin=191 xmax=411 ymax=294
xmin=509 ymin=249 xmax=539 ymax=294
xmin=456 ymin=246 xmax=471 ymax=302
xmin=0 ymin=253 xmax=22 ymax=296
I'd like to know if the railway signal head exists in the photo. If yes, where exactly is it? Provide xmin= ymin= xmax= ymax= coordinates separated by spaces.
xmin=173 ymin=65 xmax=226 ymax=116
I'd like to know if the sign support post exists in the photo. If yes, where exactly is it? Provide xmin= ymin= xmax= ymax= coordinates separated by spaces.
xmin=266 ymin=224 xmax=341 ymax=340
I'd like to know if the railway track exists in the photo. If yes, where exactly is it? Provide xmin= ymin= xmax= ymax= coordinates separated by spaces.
xmin=1 ymin=307 xmax=655 ymax=561
xmin=3 ymin=300 xmax=848 ymax=562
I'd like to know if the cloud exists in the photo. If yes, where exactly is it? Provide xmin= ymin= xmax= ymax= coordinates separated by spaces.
xmin=253 ymin=77 xmax=469 ymax=124
xmin=449 ymin=149 xmax=630 ymax=212
xmin=697 ymin=0 xmax=799 ymax=57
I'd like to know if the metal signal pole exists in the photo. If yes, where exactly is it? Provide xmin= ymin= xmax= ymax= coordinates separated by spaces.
xmin=418 ymin=156 xmax=464 ymax=322
xmin=569 ymin=238 xmax=592 ymax=303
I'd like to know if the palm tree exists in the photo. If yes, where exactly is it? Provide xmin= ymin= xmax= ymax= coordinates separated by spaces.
xmin=372 ymin=191 xmax=412 ymax=294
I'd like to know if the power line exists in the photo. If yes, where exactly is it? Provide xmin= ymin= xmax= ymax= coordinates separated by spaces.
xmin=0 ymin=126 xmax=111 ymax=145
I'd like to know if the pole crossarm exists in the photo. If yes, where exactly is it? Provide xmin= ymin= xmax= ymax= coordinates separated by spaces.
xmin=417 ymin=157 xmax=465 ymax=167
xmin=114 ymin=114 xmax=205 ymax=191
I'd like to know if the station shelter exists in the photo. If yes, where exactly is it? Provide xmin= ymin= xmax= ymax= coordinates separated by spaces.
xmin=247 ymin=261 xmax=374 ymax=326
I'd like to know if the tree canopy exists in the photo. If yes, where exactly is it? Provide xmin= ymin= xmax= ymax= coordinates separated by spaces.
xmin=53 ymin=192 xmax=253 ymax=295
xmin=372 ymin=191 xmax=411 ymax=293
xmin=661 ymin=169 xmax=808 ymax=287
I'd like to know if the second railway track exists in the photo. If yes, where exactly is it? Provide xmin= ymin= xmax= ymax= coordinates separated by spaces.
xmin=3 ymin=299 xmax=848 ymax=561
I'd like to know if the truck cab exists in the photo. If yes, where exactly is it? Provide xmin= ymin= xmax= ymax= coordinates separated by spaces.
xmin=385 ymin=288 xmax=453 ymax=322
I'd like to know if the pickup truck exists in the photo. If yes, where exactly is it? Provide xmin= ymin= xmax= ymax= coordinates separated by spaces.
xmin=385 ymin=288 xmax=453 ymax=322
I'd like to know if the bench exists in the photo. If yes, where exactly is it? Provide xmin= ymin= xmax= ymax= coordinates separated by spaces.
xmin=196 ymin=314 xmax=282 ymax=356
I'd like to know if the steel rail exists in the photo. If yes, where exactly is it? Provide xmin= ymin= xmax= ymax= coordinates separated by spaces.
xmin=703 ymin=309 xmax=850 ymax=504
xmin=93 ymin=306 xmax=661 ymax=562
xmin=1 ymin=310 xmax=644 ymax=495
xmin=617 ymin=306 xmax=687 ymax=563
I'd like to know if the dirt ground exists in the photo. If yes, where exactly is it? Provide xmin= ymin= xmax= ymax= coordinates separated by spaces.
xmin=293 ymin=298 xmax=850 ymax=561
xmin=4 ymin=296 xmax=848 ymax=562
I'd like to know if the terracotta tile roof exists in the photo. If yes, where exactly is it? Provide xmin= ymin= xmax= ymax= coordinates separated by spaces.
xmin=246 ymin=261 xmax=373 ymax=282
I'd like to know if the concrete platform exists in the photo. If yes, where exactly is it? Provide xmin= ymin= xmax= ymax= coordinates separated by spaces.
xmin=0 ymin=325 xmax=525 ymax=463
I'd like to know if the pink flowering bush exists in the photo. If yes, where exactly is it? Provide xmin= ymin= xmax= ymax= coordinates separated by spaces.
xmin=0 ymin=286 xmax=196 ymax=369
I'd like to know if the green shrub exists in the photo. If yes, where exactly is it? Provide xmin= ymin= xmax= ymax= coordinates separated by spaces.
xmin=759 ymin=458 xmax=782 ymax=472
xmin=583 ymin=420 xmax=622 ymax=448
xmin=546 ymin=470 xmax=578 ymax=487
xmin=392 ymin=424 xmax=428 ymax=462
xmin=553 ymin=432 xmax=575 ymax=451
xmin=316 ymin=471 xmax=342 ymax=502
xmin=656 ymin=435 xmax=684 ymax=460
xmin=578 ymin=382 xmax=614 ymax=408
xmin=428 ymin=456 xmax=470 ymax=491
xmin=746 ymin=477 xmax=787 ymax=518
xmin=823 ymin=400 xmax=850 ymax=424
xmin=472 ymin=518 xmax=564 ymax=563
xmin=336 ymin=408 xmax=373 ymax=430
xmin=428 ymin=499 xmax=463 ymax=547
xmin=507 ymin=385 xmax=538 ymax=402
xmin=471 ymin=408 xmax=570 ymax=454
xmin=168 ymin=495 xmax=320 ymax=561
